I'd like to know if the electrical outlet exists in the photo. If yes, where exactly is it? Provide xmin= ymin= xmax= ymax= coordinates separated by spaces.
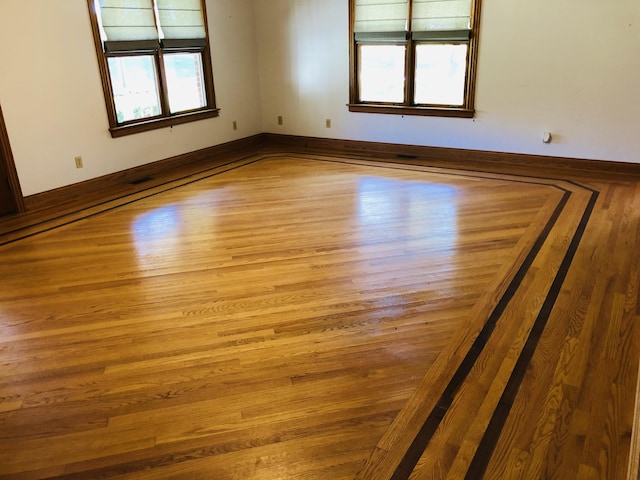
xmin=74 ymin=156 xmax=83 ymax=169
xmin=232 ymin=120 xmax=238 ymax=130
xmin=277 ymin=116 xmax=283 ymax=125
xmin=325 ymin=119 xmax=331 ymax=128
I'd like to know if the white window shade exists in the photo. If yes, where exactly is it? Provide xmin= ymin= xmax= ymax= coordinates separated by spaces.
xmin=157 ymin=0 xmax=206 ymax=42
xmin=99 ymin=0 xmax=158 ymax=43
xmin=411 ymin=0 xmax=472 ymax=32
xmin=354 ymin=0 xmax=409 ymax=33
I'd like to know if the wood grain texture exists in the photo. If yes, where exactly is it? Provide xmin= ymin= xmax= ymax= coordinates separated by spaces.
xmin=629 ymin=356 xmax=640 ymax=479
xmin=0 ymin=151 xmax=639 ymax=479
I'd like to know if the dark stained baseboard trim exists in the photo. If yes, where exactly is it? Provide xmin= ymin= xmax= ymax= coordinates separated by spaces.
xmin=24 ymin=134 xmax=265 ymax=213
xmin=262 ymin=133 xmax=640 ymax=179
xmin=5 ymin=132 xmax=639 ymax=245
xmin=16 ymin=132 xmax=640 ymax=219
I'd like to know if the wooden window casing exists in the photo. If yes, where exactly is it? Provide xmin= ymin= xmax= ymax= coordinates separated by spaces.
xmin=348 ymin=0 xmax=482 ymax=118
xmin=87 ymin=0 xmax=219 ymax=138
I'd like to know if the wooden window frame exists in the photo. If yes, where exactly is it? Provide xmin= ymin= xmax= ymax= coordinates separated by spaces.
xmin=348 ymin=0 xmax=482 ymax=118
xmin=87 ymin=0 xmax=219 ymax=138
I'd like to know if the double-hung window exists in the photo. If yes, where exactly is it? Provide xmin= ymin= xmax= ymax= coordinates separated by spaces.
xmin=349 ymin=0 xmax=482 ymax=118
xmin=88 ymin=0 xmax=218 ymax=137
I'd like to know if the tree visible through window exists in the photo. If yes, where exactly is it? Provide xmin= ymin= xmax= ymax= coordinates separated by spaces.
xmin=349 ymin=0 xmax=482 ymax=118
xmin=88 ymin=0 xmax=218 ymax=137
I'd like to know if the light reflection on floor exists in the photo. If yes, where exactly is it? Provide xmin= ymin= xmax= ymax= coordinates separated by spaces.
xmin=356 ymin=176 xmax=462 ymax=344
xmin=357 ymin=176 xmax=459 ymax=247
xmin=132 ymin=205 xmax=183 ymax=260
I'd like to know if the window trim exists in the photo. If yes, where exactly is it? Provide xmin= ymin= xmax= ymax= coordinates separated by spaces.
xmin=348 ymin=0 xmax=482 ymax=118
xmin=87 ymin=0 xmax=219 ymax=138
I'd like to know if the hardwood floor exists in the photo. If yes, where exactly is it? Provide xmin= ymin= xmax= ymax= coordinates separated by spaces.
xmin=0 ymin=151 xmax=638 ymax=479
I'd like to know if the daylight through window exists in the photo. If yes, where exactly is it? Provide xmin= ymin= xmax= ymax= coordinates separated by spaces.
xmin=349 ymin=0 xmax=482 ymax=118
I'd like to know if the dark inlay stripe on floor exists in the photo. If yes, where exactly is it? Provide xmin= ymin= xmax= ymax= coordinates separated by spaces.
xmin=390 ymin=188 xmax=576 ymax=480
xmin=465 ymin=187 xmax=599 ymax=479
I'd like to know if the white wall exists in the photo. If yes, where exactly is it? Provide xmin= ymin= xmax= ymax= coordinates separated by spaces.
xmin=2 ymin=0 xmax=639 ymax=197
xmin=0 ymin=0 xmax=262 ymax=196
xmin=254 ymin=0 xmax=640 ymax=164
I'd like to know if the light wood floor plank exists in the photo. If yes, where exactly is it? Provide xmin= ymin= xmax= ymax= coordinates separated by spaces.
xmin=0 ymin=154 xmax=638 ymax=479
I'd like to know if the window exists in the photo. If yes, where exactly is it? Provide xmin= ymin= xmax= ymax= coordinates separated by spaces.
xmin=349 ymin=0 xmax=482 ymax=118
xmin=88 ymin=0 xmax=218 ymax=137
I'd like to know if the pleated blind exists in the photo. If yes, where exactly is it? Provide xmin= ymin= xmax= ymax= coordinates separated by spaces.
xmin=354 ymin=0 xmax=409 ymax=40
xmin=157 ymin=0 xmax=206 ymax=45
xmin=411 ymin=0 xmax=472 ymax=40
xmin=99 ymin=0 xmax=158 ymax=44
xmin=97 ymin=0 xmax=208 ymax=50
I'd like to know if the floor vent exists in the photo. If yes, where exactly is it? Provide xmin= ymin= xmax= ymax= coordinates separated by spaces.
xmin=130 ymin=176 xmax=154 ymax=185
xmin=396 ymin=154 xmax=418 ymax=159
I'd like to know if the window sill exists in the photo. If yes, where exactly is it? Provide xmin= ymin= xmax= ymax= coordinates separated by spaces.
xmin=109 ymin=108 xmax=220 ymax=138
xmin=347 ymin=103 xmax=475 ymax=118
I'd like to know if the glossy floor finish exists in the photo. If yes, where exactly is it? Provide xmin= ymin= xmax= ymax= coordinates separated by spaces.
xmin=0 ymin=154 xmax=638 ymax=479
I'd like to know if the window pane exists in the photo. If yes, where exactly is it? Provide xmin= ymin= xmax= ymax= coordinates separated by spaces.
xmin=107 ymin=55 xmax=161 ymax=123
xmin=164 ymin=52 xmax=207 ymax=114
xmin=358 ymin=45 xmax=405 ymax=103
xmin=414 ymin=43 xmax=467 ymax=106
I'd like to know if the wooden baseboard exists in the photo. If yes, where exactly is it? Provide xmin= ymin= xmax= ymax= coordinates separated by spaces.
xmin=24 ymin=134 xmax=264 ymax=214
xmin=11 ymin=131 xmax=640 ymax=230
xmin=262 ymin=133 xmax=640 ymax=178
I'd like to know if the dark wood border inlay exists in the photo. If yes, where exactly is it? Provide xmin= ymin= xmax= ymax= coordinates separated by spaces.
xmin=465 ymin=186 xmax=599 ymax=479
xmin=390 ymin=190 xmax=572 ymax=480
xmin=0 ymin=152 xmax=601 ymax=480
